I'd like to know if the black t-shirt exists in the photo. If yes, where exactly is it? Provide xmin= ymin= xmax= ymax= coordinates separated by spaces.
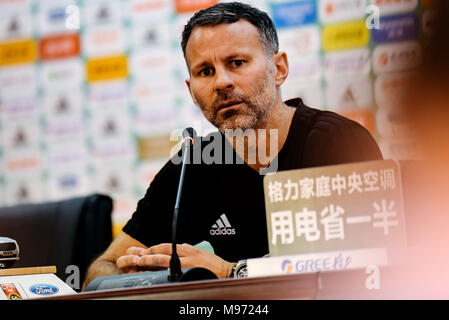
xmin=123 ymin=98 xmax=383 ymax=261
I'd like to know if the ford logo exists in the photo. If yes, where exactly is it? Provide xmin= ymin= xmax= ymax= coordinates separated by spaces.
xmin=29 ymin=284 xmax=59 ymax=295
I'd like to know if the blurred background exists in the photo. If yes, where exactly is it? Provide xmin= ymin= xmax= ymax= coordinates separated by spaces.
xmin=0 ymin=0 xmax=431 ymax=236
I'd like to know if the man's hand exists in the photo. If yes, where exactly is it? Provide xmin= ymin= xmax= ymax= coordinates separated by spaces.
xmin=116 ymin=243 xmax=235 ymax=278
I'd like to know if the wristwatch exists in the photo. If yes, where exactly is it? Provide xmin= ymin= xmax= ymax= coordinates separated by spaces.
xmin=232 ymin=259 xmax=248 ymax=279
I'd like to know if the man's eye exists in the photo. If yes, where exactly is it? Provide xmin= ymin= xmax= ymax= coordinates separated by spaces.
xmin=232 ymin=60 xmax=244 ymax=67
xmin=199 ymin=68 xmax=212 ymax=76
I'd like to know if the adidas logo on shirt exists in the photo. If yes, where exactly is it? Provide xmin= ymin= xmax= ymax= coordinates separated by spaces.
xmin=209 ymin=214 xmax=236 ymax=236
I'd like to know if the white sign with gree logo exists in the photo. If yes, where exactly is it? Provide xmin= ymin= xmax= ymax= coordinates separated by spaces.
xmin=252 ymin=160 xmax=407 ymax=278
xmin=247 ymin=248 xmax=388 ymax=277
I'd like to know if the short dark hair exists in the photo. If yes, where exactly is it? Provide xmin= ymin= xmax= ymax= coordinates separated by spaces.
xmin=181 ymin=2 xmax=279 ymax=59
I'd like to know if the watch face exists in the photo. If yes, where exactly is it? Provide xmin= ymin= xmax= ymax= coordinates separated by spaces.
xmin=236 ymin=267 xmax=247 ymax=279
xmin=235 ymin=261 xmax=248 ymax=279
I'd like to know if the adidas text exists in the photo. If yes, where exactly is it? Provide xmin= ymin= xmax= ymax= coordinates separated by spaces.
xmin=210 ymin=228 xmax=236 ymax=236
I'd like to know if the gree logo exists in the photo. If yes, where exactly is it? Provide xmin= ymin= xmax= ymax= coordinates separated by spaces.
xmin=281 ymin=259 xmax=294 ymax=274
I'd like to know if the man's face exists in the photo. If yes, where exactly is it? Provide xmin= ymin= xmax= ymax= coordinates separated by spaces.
xmin=185 ymin=20 xmax=278 ymax=131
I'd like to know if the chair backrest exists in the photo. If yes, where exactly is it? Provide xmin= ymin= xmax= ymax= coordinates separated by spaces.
xmin=0 ymin=194 xmax=113 ymax=290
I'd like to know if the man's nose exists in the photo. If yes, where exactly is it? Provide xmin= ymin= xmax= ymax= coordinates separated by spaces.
xmin=214 ymin=68 xmax=234 ymax=92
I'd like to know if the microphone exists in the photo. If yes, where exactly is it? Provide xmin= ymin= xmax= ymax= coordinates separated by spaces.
xmin=169 ymin=128 xmax=217 ymax=282
xmin=168 ymin=127 xmax=195 ymax=281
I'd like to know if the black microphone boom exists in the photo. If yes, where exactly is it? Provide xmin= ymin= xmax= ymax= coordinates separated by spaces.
xmin=167 ymin=127 xmax=217 ymax=283
xmin=168 ymin=127 xmax=195 ymax=282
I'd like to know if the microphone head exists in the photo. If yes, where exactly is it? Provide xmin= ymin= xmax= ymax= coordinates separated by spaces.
xmin=182 ymin=127 xmax=196 ymax=141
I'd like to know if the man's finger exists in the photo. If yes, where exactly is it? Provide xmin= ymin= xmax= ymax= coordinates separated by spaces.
xmin=116 ymin=255 xmax=139 ymax=270
xmin=125 ymin=246 xmax=146 ymax=256
xmin=146 ymin=243 xmax=197 ymax=256
xmin=137 ymin=254 xmax=171 ymax=268
xmin=145 ymin=243 xmax=172 ymax=255
xmin=137 ymin=254 xmax=205 ymax=271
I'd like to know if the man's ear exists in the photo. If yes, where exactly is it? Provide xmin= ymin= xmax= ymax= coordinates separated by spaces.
xmin=185 ymin=79 xmax=199 ymax=106
xmin=273 ymin=51 xmax=289 ymax=87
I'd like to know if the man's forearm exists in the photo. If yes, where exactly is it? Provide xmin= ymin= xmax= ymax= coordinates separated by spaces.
xmin=82 ymin=258 xmax=121 ymax=291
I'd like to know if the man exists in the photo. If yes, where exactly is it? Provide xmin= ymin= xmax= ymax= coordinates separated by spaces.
xmin=82 ymin=2 xmax=382 ymax=289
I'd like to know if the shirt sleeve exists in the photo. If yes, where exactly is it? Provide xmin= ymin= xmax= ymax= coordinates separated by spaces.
xmin=122 ymin=159 xmax=181 ymax=247
xmin=302 ymin=111 xmax=383 ymax=168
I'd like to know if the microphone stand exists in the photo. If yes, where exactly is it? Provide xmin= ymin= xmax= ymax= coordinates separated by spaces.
xmin=167 ymin=128 xmax=193 ymax=282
